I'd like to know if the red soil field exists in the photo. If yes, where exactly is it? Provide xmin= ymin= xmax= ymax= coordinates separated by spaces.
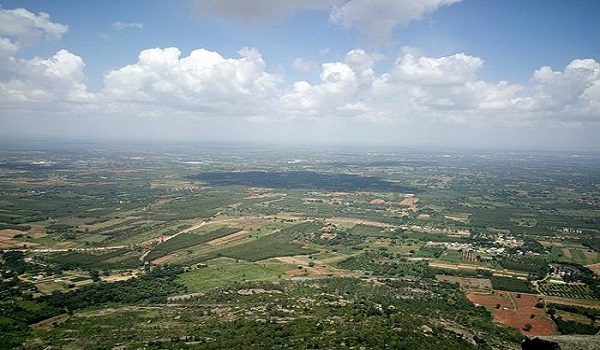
xmin=468 ymin=292 xmax=557 ymax=336
xmin=467 ymin=293 xmax=512 ymax=308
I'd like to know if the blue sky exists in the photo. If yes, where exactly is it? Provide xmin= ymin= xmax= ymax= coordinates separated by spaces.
xmin=1 ymin=0 xmax=599 ymax=150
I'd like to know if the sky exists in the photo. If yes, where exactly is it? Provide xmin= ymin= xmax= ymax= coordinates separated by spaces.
xmin=0 ymin=0 xmax=599 ymax=150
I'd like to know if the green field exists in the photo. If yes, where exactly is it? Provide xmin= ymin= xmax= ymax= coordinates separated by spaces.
xmin=178 ymin=258 xmax=288 ymax=291
xmin=2 ymin=144 xmax=600 ymax=348
xmin=539 ymin=282 xmax=598 ymax=300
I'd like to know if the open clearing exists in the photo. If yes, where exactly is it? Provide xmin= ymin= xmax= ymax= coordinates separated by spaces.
xmin=178 ymin=258 xmax=287 ymax=292
xmin=327 ymin=217 xmax=393 ymax=228
xmin=207 ymin=230 xmax=249 ymax=245
xmin=436 ymin=275 xmax=492 ymax=291
xmin=469 ymin=292 xmax=556 ymax=336
xmin=586 ymin=263 xmax=600 ymax=276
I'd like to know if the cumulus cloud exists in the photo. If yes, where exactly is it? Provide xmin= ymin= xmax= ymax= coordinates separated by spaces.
xmin=1 ymin=20 xmax=599 ymax=144
xmin=2 ymin=38 xmax=599 ymax=130
xmin=191 ymin=0 xmax=338 ymax=21
xmin=0 ymin=8 xmax=68 ymax=48
xmin=329 ymin=0 xmax=462 ymax=43
xmin=532 ymin=59 xmax=600 ymax=116
xmin=1 ymin=49 xmax=91 ymax=103
xmin=280 ymin=49 xmax=380 ymax=119
xmin=389 ymin=51 xmax=482 ymax=85
xmin=103 ymin=47 xmax=281 ymax=115
xmin=0 ymin=8 xmax=90 ymax=112
xmin=278 ymin=49 xmax=600 ymax=129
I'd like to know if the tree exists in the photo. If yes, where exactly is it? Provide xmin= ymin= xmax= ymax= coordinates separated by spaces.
xmin=89 ymin=269 xmax=100 ymax=282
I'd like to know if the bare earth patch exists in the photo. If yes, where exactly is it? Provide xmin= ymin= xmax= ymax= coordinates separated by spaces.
xmin=102 ymin=271 xmax=143 ymax=282
xmin=207 ymin=230 xmax=249 ymax=246
xmin=469 ymin=292 xmax=556 ymax=336
xmin=539 ymin=240 xmax=564 ymax=248
xmin=0 ymin=229 xmax=23 ymax=238
xmin=276 ymin=256 xmax=346 ymax=277
xmin=0 ymin=229 xmax=39 ymax=248
xmin=468 ymin=292 xmax=513 ymax=309
xmin=276 ymin=256 xmax=311 ymax=265
xmin=444 ymin=215 xmax=469 ymax=223
xmin=30 ymin=314 xmax=70 ymax=330
xmin=586 ymin=263 xmax=600 ymax=276
xmin=399 ymin=197 xmax=419 ymax=209
xmin=152 ymin=254 xmax=178 ymax=264
xmin=328 ymin=217 xmax=393 ymax=228
xmin=437 ymin=275 xmax=492 ymax=291
xmin=320 ymin=232 xmax=337 ymax=240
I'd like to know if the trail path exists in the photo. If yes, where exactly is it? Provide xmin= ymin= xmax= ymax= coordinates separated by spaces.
xmin=139 ymin=220 xmax=207 ymax=262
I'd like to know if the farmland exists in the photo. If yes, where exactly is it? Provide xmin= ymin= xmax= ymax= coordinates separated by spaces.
xmin=1 ymin=141 xmax=599 ymax=349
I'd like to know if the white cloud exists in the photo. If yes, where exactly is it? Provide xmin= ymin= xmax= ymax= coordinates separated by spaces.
xmin=1 ymin=33 xmax=598 ymax=147
xmin=329 ymin=0 xmax=462 ymax=43
xmin=531 ymin=59 xmax=600 ymax=117
xmin=102 ymin=47 xmax=282 ymax=116
xmin=191 ymin=0 xmax=338 ymax=21
xmin=113 ymin=22 xmax=144 ymax=30
xmin=389 ymin=51 xmax=482 ymax=85
xmin=0 ymin=10 xmax=87 ymax=112
xmin=281 ymin=51 xmax=379 ymax=118
xmin=0 ymin=37 xmax=19 ymax=76
xmin=0 ymin=8 xmax=67 ymax=48
xmin=1 ymin=49 xmax=91 ymax=103
xmin=0 ymin=8 xmax=68 ymax=78
xmin=278 ymin=49 xmax=600 ymax=129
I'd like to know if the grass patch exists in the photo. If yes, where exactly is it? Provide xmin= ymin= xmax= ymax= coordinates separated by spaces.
xmin=178 ymin=258 xmax=287 ymax=292
xmin=437 ymin=249 xmax=463 ymax=264
xmin=218 ymin=238 xmax=316 ymax=262
xmin=348 ymin=224 xmax=392 ymax=237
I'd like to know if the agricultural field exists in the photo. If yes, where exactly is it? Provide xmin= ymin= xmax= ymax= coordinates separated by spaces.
xmin=468 ymin=292 xmax=556 ymax=336
xmin=1 ymin=142 xmax=599 ymax=348
xmin=538 ymin=282 xmax=599 ymax=300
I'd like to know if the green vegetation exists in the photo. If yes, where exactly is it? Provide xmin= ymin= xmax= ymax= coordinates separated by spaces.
xmin=179 ymin=258 xmax=286 ymax=291
xmin=552 ymin=317 xmax=600 ymax=335
xmin=214 ymin=221 xmax=319 ymax=262
xmin=547 ymin=303 xmax=600 ymax=320
xmin=337 ymin=250 xmax=431 ymax=277
xmin=547 ymin=304 xmax=600 ymax=335
xmin=26 ymin=278 xmax=523 ymax=350
xmin=43 ymin=249 xmax=141 ymax=270
xmin=348 ymin=224 xmax=391 ymax=237
xmin=145 ymin=227 xmax=241 ymax=261
xmin=489 ymin=276 xmax=533 ymax=293
xmin=42 ymin=266 xmax=187 ymax=310
xmin=498 ymin=255 xmax=549 ymax=279
xmin=0 ymin=224 xmax=31 ymax=231
xmin=1 ymin=144 xmax=600 ymax=347
xmin=539 ymin=282 xmax=598 ymax=300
